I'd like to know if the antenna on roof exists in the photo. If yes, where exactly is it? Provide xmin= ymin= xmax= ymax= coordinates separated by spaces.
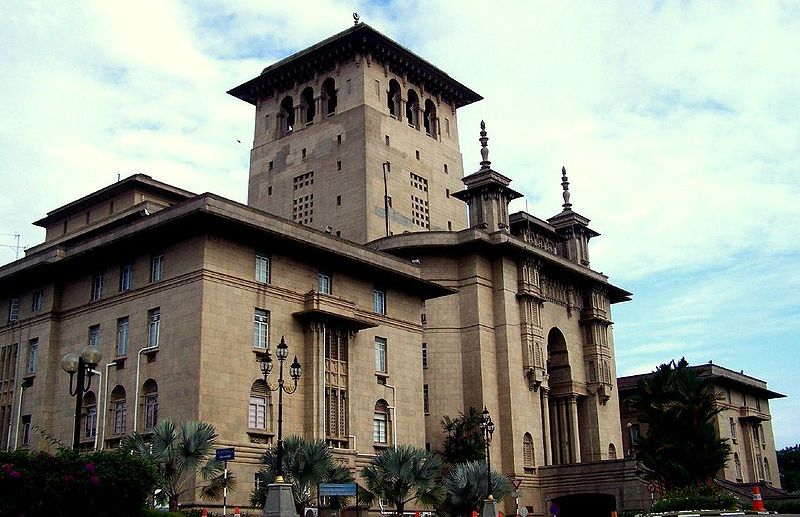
xmin=117 ymin=173 xmax=121 ymax=182
xmin=353 ymin=12 xmax=360 ymax=25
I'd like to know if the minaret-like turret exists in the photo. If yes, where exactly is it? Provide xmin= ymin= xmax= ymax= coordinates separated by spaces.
xmin=452 ymin=121 xmax=522 ymax=231
xmin=547 ymin=166 xmax=599 ymax=266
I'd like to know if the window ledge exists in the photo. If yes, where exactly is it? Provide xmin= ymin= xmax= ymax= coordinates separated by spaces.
xmin=373 ymin=442 xmax=391 ymax=450
xmin=375 ymin=371 xmax=389 ymax=378
xmin=114 ymin=356 xmax=127 ymax=368
xmin=23 ymin=372 xmax=36 ymax=380
xmin=247 ymin=429 xmax=275 ymax=437
xmin=253 ymin=347 xmax=269 ymax=357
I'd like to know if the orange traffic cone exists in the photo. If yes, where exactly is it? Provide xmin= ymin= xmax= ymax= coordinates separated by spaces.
xmin=201 ymin=510 xmax=208 ymax=517
xmin=752 ymin=485 xmax=766 ymax=512
xmin=472 ymin=512 xmax=478 ymax=517
xmin=234 ymin=507 xmax=241 ymax=516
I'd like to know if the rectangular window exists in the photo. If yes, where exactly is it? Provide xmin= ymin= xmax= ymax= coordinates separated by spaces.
xmin=8 ymin=298 xmax=19 ymax=323
xmin=264 ymin=114 xmax=270 ymax=134
xmin=119 ymin=263 xmax=133 ymax=292
xmin=446 ymin=188 xmax=450 ymax=198
xmin=145 ymin=394 xmax=159 ymax=430
xmin=253 ymin=309 xmax=269 ymax=349
xmin=256 ymin=253 xmax=270 ymax=283
xmin=385 ymin=135 xmax=390 ymax=146
xmin=730 ymin=417 xmax=737 ymax=440
xmin=32 ymin=291 xmax=43 ymax=312
xmin=117 ymin=317 xmax=129 ymax=356
xmin=756 ymin=397 xmax=762 ymax=411
xmin=374 ymin=79 xmax=380 ymax=96
xmin=88 ymin=325 xmax=100 ymax=348
xmin=445 ymin=118 xmax=450 ymax=136
xmin=336 ymin=195 xmax=342 ymax=206
xmin=444 ymin=163 xmax=449 ymax=174
xmin=85 ymin=405 xmax=97 ymax=438
xmin=150 ymin=254 xmax=164 ymax=283
xmin=301 ymin=148 xmax=307 ymax=159
xmin=148 ymin=308 xmax=160 ymax=348
xmin=90 ymin=274 xmax=104 ymax=301
xmin=374 ymin=288 xmax=386 ymax=315
xmin=742 ymin=394 xmax=747 ymax=407
xmin=249 ymin=395 xmax=267 ymax=429
xmin=337 ymin=134 xmax=342 ymax=145
xmin=415 ymin=150 xmax=420 ymax=160
xmin=21 ymin=415 xmax=32 ymax=447
xmin=373 ymin=412 xmax=388 ymax=443
xmin=113 ymin=401 xmax=126 ymax=435
xmin=374 ymin=337 xmax=387 ymax=373
xmin=423 ymin=384 xmax=430 ymax=414
xmin=422 ymin=342 xmax=428 ymax=368
xmin=337 ymin=160 xmax=342 ymax=171
xmin=27 ymin=339 xmax=38 ymax=375
xmin=346 ymin=79 xmax=352 ymax=94
xmin=421 ymin=313 xmax=427 ymax=325
xmin=318 ymin=272 xmax=332 ymax=294
xmin=268 ymin=160 xmax=274 ymax=171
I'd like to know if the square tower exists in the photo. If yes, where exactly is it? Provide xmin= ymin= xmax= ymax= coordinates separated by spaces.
xmin=228 ymin=23 xmax=482 ymax=243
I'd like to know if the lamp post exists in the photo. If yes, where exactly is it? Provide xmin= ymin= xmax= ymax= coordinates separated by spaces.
xmin=480 ymin=406 xmax=496 ymax=501
xmin=258 ymin=336 xmax=301 ymax=516
xmin=61 ymin=345 xmax=102 ymax=450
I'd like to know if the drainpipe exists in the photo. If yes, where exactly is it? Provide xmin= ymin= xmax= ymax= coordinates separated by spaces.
xmin=99 ymin=361 xmax=116 ymax=449
xmin=321 ymin=326 xmax=326 ymax=441
xmin=133 ymin=346 xmax=158 ymax=433
xmin=91 ymin=368 xmax=102 ymax=451
xmin=384 ymin=383 xmax=397 ymax=448
xmin=12 ymin=379 xmax=26 ymax=450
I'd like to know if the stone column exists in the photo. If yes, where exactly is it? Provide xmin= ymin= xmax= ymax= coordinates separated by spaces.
xmin=314 ymin=95 xmax=323 ymax=122
xmin=293 ymin=105 xmax=303 ymax=128
xmin=568 ymin=396 xmax=581 ymax=463
xmin=549 ymin=400 xmax=559 ymax=464
xmin=541 ymin=389 xmax=552 ymax=465
xmin=559 ymin=400 xmax=570 ymax=463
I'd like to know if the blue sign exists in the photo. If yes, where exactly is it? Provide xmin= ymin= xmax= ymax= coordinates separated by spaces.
xmin=549 ymin=502 xmax=560 ymax=515
xmin=215 ymin=447 xmax=235 ymax=461
xmin=319 ymin=483 xmax=357 ymax=496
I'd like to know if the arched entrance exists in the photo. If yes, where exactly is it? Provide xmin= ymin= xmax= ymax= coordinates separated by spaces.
xmin=552 ymin=493 xmax=616 ymax=517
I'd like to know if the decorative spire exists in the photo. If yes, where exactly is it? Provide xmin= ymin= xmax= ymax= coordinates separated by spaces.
xmin=561 ymin=166 xmax=572 ymax=211
xmin=479 ymin=120 xmax=491 ymax=170
xmin=353 ymin=12 xmax=360 ymax=25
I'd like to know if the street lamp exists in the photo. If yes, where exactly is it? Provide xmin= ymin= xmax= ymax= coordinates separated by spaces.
xmin=61 ymin=345 xmax=102 ymax=450
xmin=258 ymin=336 xmax=301 ymax=483
xmin=480 ymin=406 xmax=495 ymax=500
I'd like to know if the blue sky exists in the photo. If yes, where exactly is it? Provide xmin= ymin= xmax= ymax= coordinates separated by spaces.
xmin=1 ymin=1 xmax=798 ymax=447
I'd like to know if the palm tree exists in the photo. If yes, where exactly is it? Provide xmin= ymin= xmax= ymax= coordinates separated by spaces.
xmin=439 ymin=407 xmax=486 ymax=467
xmin=250 ymin=436 xmax=353 ymax=514
xmin=121 ymin=420 xmax=231 ymax=511
xmin=362 ymin=445 xmax=445 ymax=516
xmin=632 ymin=358 xmax=731 ymax=489
xmin=439 ymin=460 xmax=512 ymax=516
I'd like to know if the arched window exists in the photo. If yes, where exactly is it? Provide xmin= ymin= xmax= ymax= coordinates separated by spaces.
xmin=734 ymin=452 xmax=742 ymax=480
xmin=523 ymin=433 xmax=534 ymax=466
xmin=423 ymin=99 xmax=437 ymax=137
xmin=301 ymin=87 xmax=315 ymax=124
xmin=387 ymin=79 xmax=401 ymax=117
xmin=143 ymin=379 xmax=159 ymax=430
xmin=373 ymin=399 xmax=390 ymax=444
xmin=279 ymin=96 xmax=295 ymax=135
xmin=729 ymin=417 xmax=737 ymax=440
xmin=322 ymin=78 xmax=337 ymax=116
xmin=764 ymin=458 xmax=771 ymax=484
xmin=608 ymin=443 xmax=617 ymax=460
xmin=249 ymin=379 xmax=272 ymax=431
xmin=83 ymin=391 xmax=97 ymax=439
xmin=406 ymin=89 xmax=419 ymax=129
xmin=110 ymin=385 xmax=126 ymax=436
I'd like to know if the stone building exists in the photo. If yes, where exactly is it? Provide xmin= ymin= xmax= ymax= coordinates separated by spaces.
xmin=619 ymin=363 xmax=785 ymax=489
xmin=0 ymin=23 xmax=642 ymax=516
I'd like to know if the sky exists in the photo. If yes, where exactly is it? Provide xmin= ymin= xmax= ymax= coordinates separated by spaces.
xmin=1 ymin=1 xmax=798 ymax=447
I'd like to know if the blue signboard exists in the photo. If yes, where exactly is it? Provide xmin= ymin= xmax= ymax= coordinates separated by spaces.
xmin=319 ymin=483 xmax=357 ymax=496
xmin=215 ymin=447 xmax=235 ymax=461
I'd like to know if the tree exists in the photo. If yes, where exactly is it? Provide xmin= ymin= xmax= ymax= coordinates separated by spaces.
xmin=777 ymin=444 xmax=800 ymax=493
xmin=250 ymin=436 xmax=353 ymax=513
xmin=631 ymin=358 xmax=731 ymax=489
xmin=362 ymin=445 xmax=445 ymax=515
xmin=121 ymin=420 xmax=232 ymax=511
xmin=439 ymin=407 xmax=486 ymax=467
xmin=438 ymin=460 xmax=512 ymax=516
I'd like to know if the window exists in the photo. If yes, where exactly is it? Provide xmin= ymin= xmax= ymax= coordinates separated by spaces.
xmin=374 ymin=337 xmax=387 ymax=373
xmin=373 ymin=400 xmax=390 ymax=444
xmin=444 ymin=163 xmax=448 ymax=174
xmin=337 ymin=160 xmax=342 ymax=171
xmin=249 ymin=380 xmax=271 ymax=430
xmin=753 ymin=424 xmax=760 ymax=445
xmin=729 ymin=417 xmax=737 ymax=441
xmin=406 ymin=89 xmax=420 ymax=128
xmin=742 ymin=393 xmax=747 ymax=407
xmin=608 ymin=443 xmax=617 ymax=460
xmin=337 ymin=134 xmax=342 ymax=145
xmin=629 ymin=424 xmax=640 ymax=444
xmin=264 ymin=114 xmax=270 ymax=134
xmin=117 ymin=317 xmax=129 ymax=356
xmin=150 ymin=254 xmax=164 ymax=283
xmin=759 ymin=424 xmax=766 ymax=447
xmin=268 ymin=186 xmax=273 ymax=196
xmin=8 ymin=297 xmax=19 ymax=323
xmin=385 ymin=135 xmax=390 ymax=146
xmin=756 ymin=397 xmax=762 ymax=411
xmin=32 ymin=290 xmax=43 ymax=312
xmin=336 ymin=195 xmax=342 ymax=206
xmin=88 ymin=325 xmax=100 ymax=348
xmin=301 ymin=87 xmax=315 ymax=124
xmin=423 ymin=384 xmax=430 ymax=414
xmin=448 ymin=221 xmax=453 ymax=231
xmin=322 ymin=77 xmax=337 ymax=115
xmin=21 ymin=415 xmax=31 ymax=447
xmin=446 ymin=188 xmax=450 ymax=198
xmin=90 ymin=274 xmax=104 ymax=301
xmin=143 ymin=379 xmax=159 ymax=430
xmin=445 ymin=118 xmax=450 ymax=137
xmin=734 ymin=452 xmax=742 ymax=480
xmin=301 ymin=148 xmax=307 ymax=159
xmin=253 ymin=309 xmax=269 ymax=349
xmin=422 ymin=342 xmax=428 ymax=368
xmin=318 ymin=272 xmax=332 ymax=294
xmin=120 ymin=262 xmax=133 ymax=292
xmin=346 ymin=79 xmax=352 ymax=95
xmin=424 ymin=99 xmax=437 ymax=136
xmin=374 ymin=288 xmax=386 ymax=315
xmin=325 ymin=329 xmax=349 ymax=447
xmin=421 ymin=313 xmax=426 ymax=325
xmin=268 ymin=161 xmax=274 ymax=171
xmin=83 ymin=392 xmax=97 ymax=439
xmin=764 ymin=458 xmax=771 ymax=484
xmin=726 ymin=388 xmax=732 ymax=404
xmin=415 ymin=150 xmax=420 ymax=160
xmin=523 ymin=433 xmax=534 ymax=466
xmin=148 ymin=308 xmax=160 ymax=348
xmin=110 ymin=386 xmax=126 ymax=435
xmin=26 ymin=339 xmax=37 ymax=375
xmin=374 ymin=79 xmax=380 ymax=97
xmin=256 ymin=253 xmax=270 ymax=283
xmin=279 ymin=96 xmax=294 ymax=134
xmin=387 ymin=79 xmax=401 ymax=116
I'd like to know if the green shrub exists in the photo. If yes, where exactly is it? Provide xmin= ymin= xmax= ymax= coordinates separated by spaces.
xmin=0 ymin=448 xmax=157 ymax=517
xmin=649 ymin=485 xmax=740 ymax=513
xmin=766 ymin=500 xmax=800 ymax=513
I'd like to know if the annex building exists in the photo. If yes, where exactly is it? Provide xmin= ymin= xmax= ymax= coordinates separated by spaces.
xmin=0 ymin=23 xmax=650 ymax=516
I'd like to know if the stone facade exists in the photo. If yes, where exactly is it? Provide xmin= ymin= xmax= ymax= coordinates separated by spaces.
xmin=619 ymin=364 xmax=785 ymax=489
